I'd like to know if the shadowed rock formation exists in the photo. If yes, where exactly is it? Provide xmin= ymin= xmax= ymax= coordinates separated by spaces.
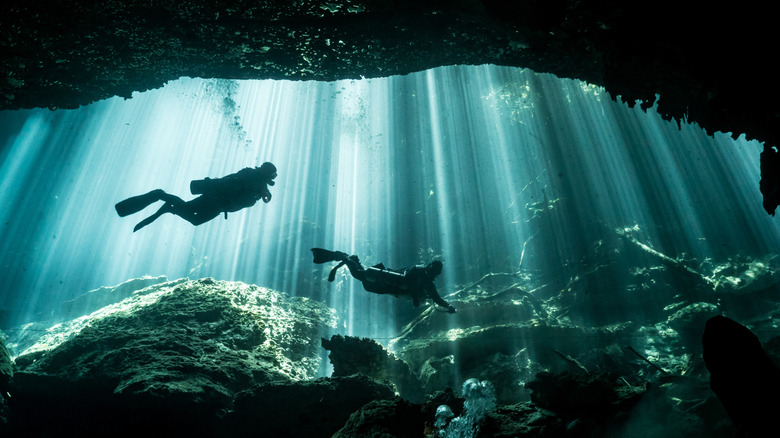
xmin=225 ymin=374 xmax=396 ymax=438
xmin=322 ymin=334 xmax=425 ymax=403
xmin=2 ymin=1 xmax=777 ymax=153
xmin=702 ymin=315 xmax=780 ymax=437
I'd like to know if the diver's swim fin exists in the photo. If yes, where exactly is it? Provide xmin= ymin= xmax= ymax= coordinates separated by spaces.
xmin=311 ymin=248 xmax=348 ymax=264
xmin=115 ymin=189 xmax=164 ymax=217
xmin=328 ymin=261 xmax=346 ymax=282
xmin=133 ymin=208 xmax=166 ymax=232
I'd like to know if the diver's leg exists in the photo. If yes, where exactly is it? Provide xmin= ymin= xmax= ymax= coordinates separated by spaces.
xmin=132 ymin=193 xmax=186 ymax=231
xmin=326 ymin=254 xmax=366 ymax=282
xmin=159 ymin=194 xmax=220 ymax=226
xmin=115 ymin=189 xmax=165 ymax=217
xmin=343 ymin=255 xmax=366 ymax=281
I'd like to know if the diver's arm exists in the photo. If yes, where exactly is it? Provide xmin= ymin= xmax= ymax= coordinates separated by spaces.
xmin=239 ymin=166 xmax=276 ymax=203
xmin=426 ymin=283 xmax=456 ymax=313
xmin=259 ymin=187 xmax=272 ymax=203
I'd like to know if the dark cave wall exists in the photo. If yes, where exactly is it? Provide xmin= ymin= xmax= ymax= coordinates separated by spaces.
xmin=1 ymin=0 xmax=777 ymax=149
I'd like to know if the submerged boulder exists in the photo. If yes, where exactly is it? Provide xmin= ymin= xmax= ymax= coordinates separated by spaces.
xmin=0 ymin=336 xmax=10 ymax=432
xmin=8 ymin=277 xmax=337 ymax=436
xmin=526 ymin=372 xmax=629 ymax=419
xmin=391 ymin=292 xmax=634 ymax=404
xmin=59 ymin=274 xmax=169 ymax=321
xmin=322 ymin=334 xmax=425 ymax=403
xmin=225 ymin=374 xmax=396 ymax=438
xmin=332 ymin=397 xmax=427 ymax=438
xmin=0 ymin=337 xmax=10 ymax=398
xmin=702 ymin=315 xmax=780 ymax=437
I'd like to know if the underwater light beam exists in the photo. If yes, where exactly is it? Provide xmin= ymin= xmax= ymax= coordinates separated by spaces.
xmin=0 ymin=65 xmax=777 ymax=345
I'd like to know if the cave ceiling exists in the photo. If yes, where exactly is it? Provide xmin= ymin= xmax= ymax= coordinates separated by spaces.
xmin=1 ymin=1 xmax=777 ymax=150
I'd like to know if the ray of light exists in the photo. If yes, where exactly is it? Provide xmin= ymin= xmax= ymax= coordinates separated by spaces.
xmin=0 ymin=65 xmax=776 ymax=358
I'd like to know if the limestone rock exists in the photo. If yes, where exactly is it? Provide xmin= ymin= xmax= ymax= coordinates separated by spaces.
xmin=2 ymin=1 xmax=779 ymax=156
xmin=0 ymin=337 xmax=11 ymax=397
xmin=394 ymin=313 xmax=626 ymax=404
xmin=225 ymin=374 xmax=395 ymax=438
xmin=332 ymin=397 xmax=427 ymax=438
xmin=8 ymin=277 xmax=190 ymax=359
xmin=480 ymin=403 xmax=564 ymax=438
xmin=59 ymin=274 xmax=169 ymax=321
xmin=9 ymin=277 xmax=337 ymax=436
xmin=665 ymin=302 xmax=720 ymax=346
xmin=322 ymin=334 xmax=424 ymax=403
xmin=0 ymin=336 xmax=10 ymax=432
xmin=702 ymin=315 xmax=780 ymax=437
xmin=526 ymin=372 xmax=623 ymax=418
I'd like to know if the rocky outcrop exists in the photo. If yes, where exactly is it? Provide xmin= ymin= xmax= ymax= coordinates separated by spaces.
xmin=389 ymin=279 xmax=642 ymax=404
xmin=59 ymin=274 xmax=169 ymax=321
xmin=333 ymin=397 xmax=428 ymax=438
xmin=372 ymin=226 xmax=780 ymax=435
xmin=224 ymin=374 xmax=395 ymax=438
xmin=4 ymin=233 xmax=780 ymax=436
xmin=2 ymin=1 xmax=778 ymax=154
xmin=703 ymin=315 xmax=780 ymax=437
xmin=322 ymin=334 xmax=425 ymax=403
xmin=0 ymin=336 xmax=10 ymax=433
xmin=6 ymin=277 xmax=339 ymax=436
xmin=519 ymin=372 xmax=735 ymax=438
xmin=0 ymin=337 xmax=10 ymax=398
xmin=327 ymin=370 xmax=736 ymax=438
xmin=526 ymin=372 xmax=640 ymax=423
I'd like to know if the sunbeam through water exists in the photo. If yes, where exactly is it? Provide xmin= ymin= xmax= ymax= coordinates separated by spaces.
xmin=1 ymin=64 xmax=776 ymax=351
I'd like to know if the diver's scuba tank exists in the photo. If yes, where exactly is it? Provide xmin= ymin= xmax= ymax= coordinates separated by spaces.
xmin=190 ymin=177 xmax=214 ymax=195
xmin=363 ymin=266 xmax=408 ymax=293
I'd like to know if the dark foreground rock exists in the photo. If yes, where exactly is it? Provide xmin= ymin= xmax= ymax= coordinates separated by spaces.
xmin=322 ymin=334 xmax=425 ymax=403
xmin=0 ymin=337 xmax=11 ymax=397
xmin=225 ymin=374 xmax=395 ymax=438
xmin=333 ymin=397 xmax=428 ymax=438
xmin=0 ymin=336 xmax=11 ymax=433
xmin=703 ymin=315 xmax=780 ymax=438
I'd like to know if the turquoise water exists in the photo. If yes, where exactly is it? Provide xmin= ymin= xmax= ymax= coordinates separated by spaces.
xmin=0 ymin=64 xmax=774 ymax=343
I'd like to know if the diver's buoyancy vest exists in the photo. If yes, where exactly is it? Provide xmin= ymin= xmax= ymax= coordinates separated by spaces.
xmin=189 ymin=167 xmax=271 ymax=212
xmin=191 ymin=167 xmax=264 ymax=194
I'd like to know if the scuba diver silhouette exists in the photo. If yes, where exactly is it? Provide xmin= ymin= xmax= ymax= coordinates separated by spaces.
xmin=311 ymin=248 xmax=457 ymax=313
xmin=115 ymin=162 xmax=277 ymax=232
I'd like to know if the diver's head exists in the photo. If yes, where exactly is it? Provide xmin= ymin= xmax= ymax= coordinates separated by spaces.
xmin=259 ymin=162 xmax=278 ymax=185
xmin=425 ymin=260 xmax=443 ymax=279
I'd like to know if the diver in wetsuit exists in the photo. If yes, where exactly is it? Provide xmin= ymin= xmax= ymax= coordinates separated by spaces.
xmin=115 ymin=162 xmax=277 ymax=232
xmin=311 ymin=248 xmax=457 ymax=313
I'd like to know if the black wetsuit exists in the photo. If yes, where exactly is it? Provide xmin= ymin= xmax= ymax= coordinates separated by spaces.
xmin=313 ymin=249 xmax=456 ymax=313
xmin=116 ymin=162 xmax=277 ymax=231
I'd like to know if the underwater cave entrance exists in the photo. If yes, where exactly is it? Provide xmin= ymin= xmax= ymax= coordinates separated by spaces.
xmin=0 ymin=64 xmax=774 ymax=357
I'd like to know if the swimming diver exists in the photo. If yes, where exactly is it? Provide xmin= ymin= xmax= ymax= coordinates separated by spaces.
xmin=311 ymin=248 xmax=457 ymax=313
xmin=115 ymin=162 xmax=277 ymax=232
